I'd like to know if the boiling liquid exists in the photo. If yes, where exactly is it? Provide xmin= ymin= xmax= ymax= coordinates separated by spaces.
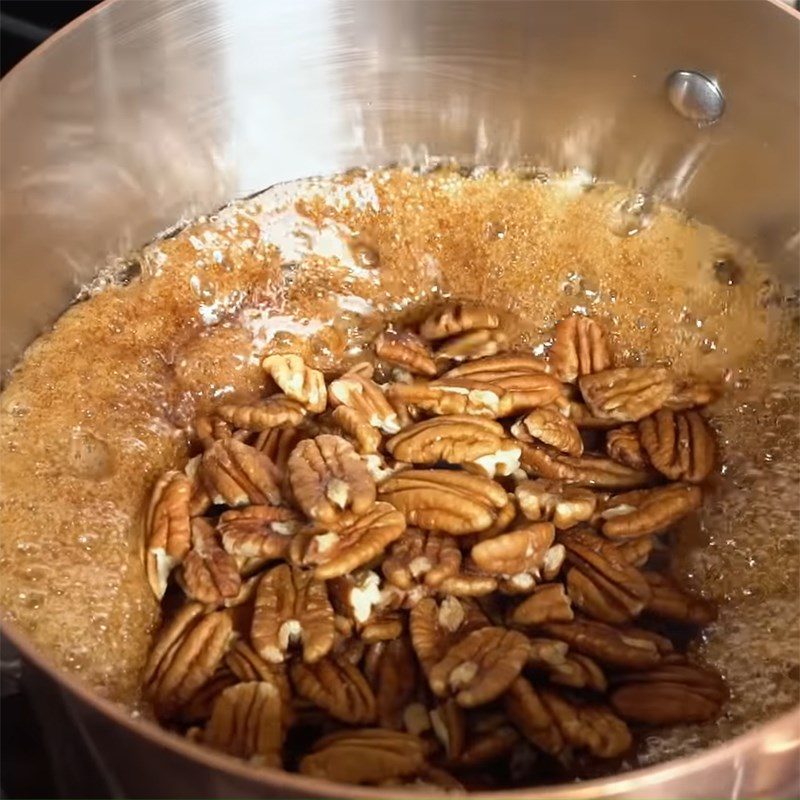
xmin=0 ymin=167 xmax=797 ymax=761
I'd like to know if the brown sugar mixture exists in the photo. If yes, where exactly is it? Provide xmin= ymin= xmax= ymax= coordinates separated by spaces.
xmin=1 ymin=167 xmax=798 ymax=786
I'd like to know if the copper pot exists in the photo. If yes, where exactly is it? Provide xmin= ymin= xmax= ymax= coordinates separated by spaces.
xmin=1 ymin=0 xmax=798 ymax=796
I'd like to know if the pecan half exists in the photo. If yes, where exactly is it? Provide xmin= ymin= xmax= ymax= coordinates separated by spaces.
xmin=419 ymin=303 xmax=502 ymax=340
xmin=519 ymin=443 xmax=655 ymax=489
xmin=550 ymin=653 xmax=607 ymax=692
xmin=200 ymin=439 xmax=281 ymax=507
xmin=504 ymin=677 xmax=564 ymax=755
xmin=512 ymin=407 xmax=583 ymax=457
xmin=387 ymin=415 xmax=520 ymax=477
xmin=145 ymin=471 xmax=192 ymax=599
xmin=328 ymin=372 xmax=401 ymax=434
xmin=643 ymin=572 xmax=717 ymax=624
xmin=543 ymin=619 xmax=661 ymax=669
xmin=539 ymin=689 xmax=632 ymax=758
xmin=328 ymin=570 xmax=383 ymax=626
xmin=428 ymin=626 xmax=530 ymax=707
xmin=288 ymin=434 xmax=376 ymax=523
xmin=251 ymin=564 xmax=334 ymax=664
xmin=374 ymin=330 xmax=437 ymax=377
xmin=143 ymin=604 xmax=232 ymax=719
xmin=579 ymin=367 xmax=675 ymax=423
xmin=569 ymin=401 xmax=620 ymax=430
xmin=665 ymin=374 xmax=725 ymax=411
xmin=508 ymin=583 xmax=574 ymax=627
xmin=378 ymin=469 xmax=508 ymax=535
xmin=429 ymin=698 xmax=467 ymax=760
xmin=470 ymin=524 xmax=555 ymax=577
xmin=606 ymin=424 xmax=649 ymax=470
xmin=549 ymin=315 xmax=612 ymax=383
xmin=387 ymin=379 xmax=509 ymax=419
xmin=409 ymin=596 xmax=489 ymax=676
xmin=602 ymin=483 xmax=702 ymax=539
xmin=299 ymin=729 xmax=427 ymax=785
xmin=299 ymin=502 xmax=406 ymax=579
xmin=215 ymin=394 xmax=307 ymax=431
xmin=202 ymin=681 xmax=284 ymax=766
xmin=218 ymin=505 xmax=298 ymax=559
xmin=291 ymin=656 xmax=377 ymax=724
xmin=445 ymin=354 xmax=562 ymax=413
xmin=613 ymin=535 xmax=654 ymax=567
xmin=561 ymin=528 xmax=651 ymax=624
xmin=194 ymin=414 xmax=235 ymax=449
xmin=457 ymin=719 xmax=520 ymax=767
xmin=638 ymin=409 xmax=716 ymax=483
xmin=611 ymin=663 xmax=726 ymax=725
xmin=383 ymin=529 xmax=462 ymax=590
xmin=364 ymin=637 xmax=419 ymax=729
xmin=262 ymin=353 xmax=327 ymax=413
xmin=526 ymin=637 xmax=570 ymax=669
xmin=331 ymin=406 xmax=382 ymax=454
xmin=438 ymin=565 xmax=499 ymax=597
xmin=224 ymin=640 xmax=292 ymax=716
xmin=252 ymin=427 xmax=305 ymax=472
xmin=182 ymin=518 xmax=242 ymax=604
xmin=435 ymin=328 xmax=511 ymax=361
xmin=516 ymin=479 xmax=597 ymax=530
xmin=179 ymin=667 xmax=237 ymax=724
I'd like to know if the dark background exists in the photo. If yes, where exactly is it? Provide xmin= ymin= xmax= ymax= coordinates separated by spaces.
xmin=1 ymin=1 xmax=100 ymax=76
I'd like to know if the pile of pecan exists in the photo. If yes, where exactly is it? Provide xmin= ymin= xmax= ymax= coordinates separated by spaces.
xmin=142 ymin=303 xmax=726 ymax=789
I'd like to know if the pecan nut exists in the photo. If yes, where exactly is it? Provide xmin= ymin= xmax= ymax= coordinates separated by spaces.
xmin=561 ymin=527 xmax=651 ymax=624
xmin=252 ymin=427 xmax=306 ymax=472
xmin=428 ymin=626 xmax=530 ymax=707
xmin=331 ymin=406 xmax=382 ymax=454
xmin=643 ymin=571 xmax=717 ymax=624
xmin=438 ymin=565 xmax=499 ymax=597
xmin=364 ymin=637 xmax=419 ymax=730
xmin=291 ymin=655 xmax=377 ymax=724
xmin=288 ymin=434 xmax=376 ymax=523
xmin=511 ymin=407 xmax=583 ymax=457
xmin=435 ymin=328 xmax=511 ymax=361
xmin=606 ymin=424 xmax=650 ymax=470
xmin=251 ymin=564 xmax=334 ymax=664
xmin=215 ymin=394 xmax=307 ymax=431
xmin=202 ymin=681 xmax=284 ymax=766
xmin=200 ymin=439 xmax=281 ymax=507
xmin=143 ymin=604 xmax=232 ymax=719
xmin=504 ymin=677 xmax=564 ymax=755
xmin=328 ymin=372 xmax=401 ymax=434
xmin=516 ymin=479 xmax=597 ymax=529
xmin=549 ymin=315 xmax=612 ymax=383
xmin=611 ymin=662 xmax=726 ymax=725
xmin=539 ymin=689 xmax=632 ymax=758
xmin=299 ymin=502 xmax=406 ymax=579
xmin=298 ymin=729 xmax=427 ymax=785
xmin=182 ymin=518 xmax=242 ymax=604
xmin=457 ymin=720 xmax=520 ymax=767
xmin=383 ymin=529 xmax=462 ymax=590
xmin=387 ymin=415 xmax=520 ymax=477
xmin=429 ymin=698 xmax=467 ymax=760
xmin=378 ymin=469 xmax=509 ymax=535
xmin=638 ymin=409 xmax=716 ymax=483
xmin=542 ymin=619 xmax=661 ymax=669
xmin=508 ymin=583 xmax=574 ymax=627
xmin=262 ymin=353 xmax=327 ymax=413
xmin=328 ymin=570 xmax=383 ymax=626
xmin=224 ymin=640 xmax=292 ymax=718
xmin=409 ymin=596 xmax=489 ymax=676
xmin=579 ymin=367 xmax=675 ymax=422
xmin=550 ymin=653 xmax=607 ymax=692
xmin=601 ymin=483 xmax=702 ymax=539
xmin=387 ymin=379 xmax=510 ymax=419
xmin=218 ymin=505 xmax=298 ymax=559
xmin=144 ymin=471 xmax=192 ymax=599
xmin=374 ymin=330 xmax=437 ymax=377
xmin=519 ymin=443 xmax=655 ymax=489
xmin=526 ymin=637 xmax=569 ymax=669
xmin=470 ymin=523 xmax=555 ymax=577
xmin=419 ymin=303 xmax=502 ymax=340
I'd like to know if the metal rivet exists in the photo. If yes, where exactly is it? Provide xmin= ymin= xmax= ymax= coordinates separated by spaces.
xmin=666 ymin=70 xmax=725 ymax=125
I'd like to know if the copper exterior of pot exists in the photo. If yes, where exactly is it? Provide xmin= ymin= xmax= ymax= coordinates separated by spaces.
xmin=1 ymin=0 xmax=798 ymax=796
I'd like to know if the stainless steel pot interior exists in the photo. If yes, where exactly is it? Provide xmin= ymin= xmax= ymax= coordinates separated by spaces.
xmin=1 ymin=0 xmax=798 ymax=797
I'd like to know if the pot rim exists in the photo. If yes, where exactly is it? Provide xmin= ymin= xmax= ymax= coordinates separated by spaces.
xmin=4 ymin=613 xmax=799 ymax=798
xmin=2 ymin=0 xmax=799 ymax=795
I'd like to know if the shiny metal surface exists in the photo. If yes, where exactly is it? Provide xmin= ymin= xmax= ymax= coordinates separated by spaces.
xmin=666 ymin=70 xmax=726 ymax=124
xmin=1 ymin=0 xmax=799 ymax=797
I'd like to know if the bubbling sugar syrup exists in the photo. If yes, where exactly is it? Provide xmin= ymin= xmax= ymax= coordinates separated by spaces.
xmin=0 ymin=166 xmax=797 ymax=764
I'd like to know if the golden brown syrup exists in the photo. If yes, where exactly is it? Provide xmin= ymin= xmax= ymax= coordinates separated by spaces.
xmin=1 ymin=167 xmax=797 ymax=760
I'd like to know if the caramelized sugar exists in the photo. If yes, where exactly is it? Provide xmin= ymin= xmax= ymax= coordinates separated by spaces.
xmin=0 ymin=167 xmax=797 ymax=760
